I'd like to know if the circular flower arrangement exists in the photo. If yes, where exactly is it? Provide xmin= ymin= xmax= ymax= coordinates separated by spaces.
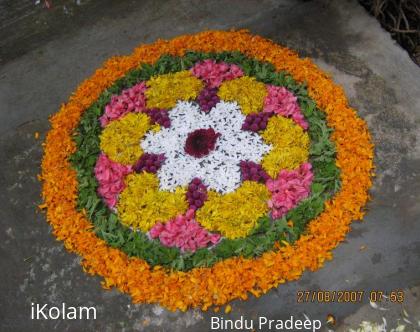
xmin=40 ymin=31 xmax=374 ymax=311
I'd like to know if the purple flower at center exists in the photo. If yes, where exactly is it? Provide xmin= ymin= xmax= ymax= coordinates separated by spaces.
xmin=184 ymin=128 xmax=220 ymax=158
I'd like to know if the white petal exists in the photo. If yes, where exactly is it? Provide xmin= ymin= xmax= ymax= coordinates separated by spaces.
xmin=208 ymin=101 xmax=245 ymax=132
xmin=141 ymin=100 xmax=271 ymax=193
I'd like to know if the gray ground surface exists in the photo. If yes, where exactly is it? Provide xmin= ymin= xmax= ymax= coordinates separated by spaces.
xmin=1 ymin=0 xmax=420 ymax=331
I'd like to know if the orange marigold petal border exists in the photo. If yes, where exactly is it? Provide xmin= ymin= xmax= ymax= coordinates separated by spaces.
xmin=40 ymin=30 xmax=374 ymax=311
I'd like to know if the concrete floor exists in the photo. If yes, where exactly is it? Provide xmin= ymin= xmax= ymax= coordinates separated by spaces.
xmin=1 ymin=0 xmax=420 ymax=331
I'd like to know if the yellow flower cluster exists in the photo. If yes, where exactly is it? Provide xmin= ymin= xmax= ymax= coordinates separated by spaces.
xmin=218 ymin=76 xmax=267 ymax=114
xmin=261 ymin=116 xmax=309 ymax=178
xmin=100 ymin=113 xmax=155 ymax=165
xmin=117 ymin=173 xmax=187 ymax=231
xmin=145 ymin=71 xmax=204 ymax=109
xmin=195 ymin=181 xmax=270 ymax=239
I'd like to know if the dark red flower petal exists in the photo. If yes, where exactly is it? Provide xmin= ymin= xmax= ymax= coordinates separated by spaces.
xmin=134 ymin=153 xmax=165 ymax=173
xmin=143 ymin=108 xmax=171 ymax=128
xmin=242 ymin=112 xmax=274 ymax=132
xmin=197 ymin=87 xmax=220 ymax=113
xmin=240 ymin=160 xmax=270 ymax=183
xmin=186 ymin=178 xmax=208 ymax=210
xmin=184 ymin=128 xmax=220 ymax=158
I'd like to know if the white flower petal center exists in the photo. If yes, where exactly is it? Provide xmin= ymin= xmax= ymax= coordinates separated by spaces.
xmin=141 ymin=100 xmax=272 ymax=193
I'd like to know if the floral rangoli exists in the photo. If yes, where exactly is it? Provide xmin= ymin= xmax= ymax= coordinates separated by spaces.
xmin=40 ymin=30 xmax=374 ymax=311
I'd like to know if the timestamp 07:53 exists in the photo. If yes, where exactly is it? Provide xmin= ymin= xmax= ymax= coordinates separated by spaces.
xmin=296 ymin=290 xmax=404 ymax=303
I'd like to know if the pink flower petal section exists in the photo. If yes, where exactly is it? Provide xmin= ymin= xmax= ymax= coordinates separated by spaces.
xmin=267 ymin=162 xmax=313 ymax=219
xmin=149 ymin=209 xmax=221 ymax=252
xmin=263 ymin=85 xmax=308 ymax=130
xmin=190 ymin=60 xmax=243 ymax=88
xmin=94 ymin=153 xmax=132 ymax=208
xmin=99 ymin=82 xmax=147 ymax=127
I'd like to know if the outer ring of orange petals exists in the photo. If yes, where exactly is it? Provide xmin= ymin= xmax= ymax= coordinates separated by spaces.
xmin=41 ymin=30 xmax=374 ymax=311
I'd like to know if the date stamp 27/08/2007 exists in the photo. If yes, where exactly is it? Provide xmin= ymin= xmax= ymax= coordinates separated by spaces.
xmin=297 ymin=290 xmax=405 ymax=303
